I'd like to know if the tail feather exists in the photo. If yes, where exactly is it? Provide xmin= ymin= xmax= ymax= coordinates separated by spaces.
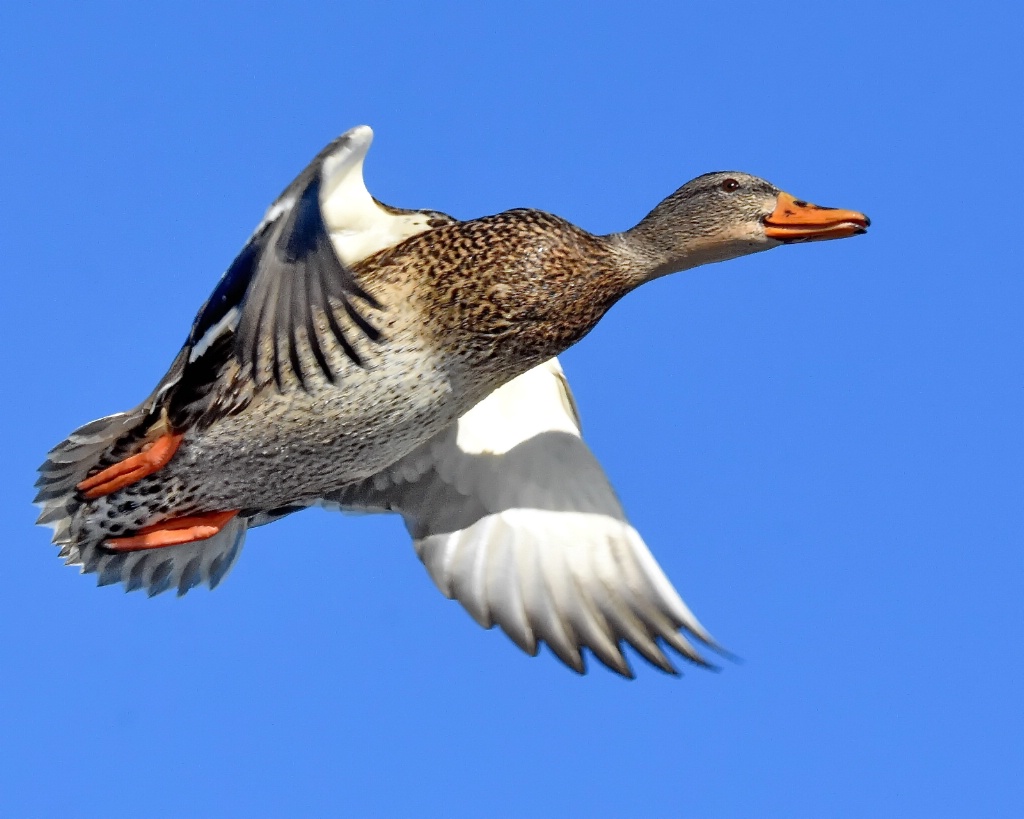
xmin=36 ymin=410 xmax=248 ymax=596
xmin=34 ymin=410 xmax=145 ymax=540
xmin=46 ymin=512 xmax=247 ymax=597
xmin=98 ymin=517 xmax=248 ymax=596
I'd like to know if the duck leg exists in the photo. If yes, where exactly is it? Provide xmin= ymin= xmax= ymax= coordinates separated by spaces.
xmin=77 ymin=432 xmax=185 ymax=499
xmin=105 ymin=509 xmax=240 ymax=552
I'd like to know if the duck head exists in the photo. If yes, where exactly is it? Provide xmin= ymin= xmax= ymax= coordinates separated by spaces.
xmin=622 ymin=171 xmax=870 ymax=280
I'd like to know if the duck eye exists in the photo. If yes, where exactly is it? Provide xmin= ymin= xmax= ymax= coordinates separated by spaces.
xmin=720 ymin=178 xmax=740 ymax=193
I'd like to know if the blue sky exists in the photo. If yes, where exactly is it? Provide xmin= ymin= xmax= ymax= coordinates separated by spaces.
xmin=2 ymin=2 xmax=1021 ymax=817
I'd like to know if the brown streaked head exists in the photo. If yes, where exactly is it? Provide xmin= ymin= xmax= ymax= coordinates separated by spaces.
xmin=619 ymin=171 xmax=870 ymax=281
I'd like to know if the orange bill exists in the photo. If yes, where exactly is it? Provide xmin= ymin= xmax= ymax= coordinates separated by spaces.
xmin=764 ymin=192 xmax=870 ymax=242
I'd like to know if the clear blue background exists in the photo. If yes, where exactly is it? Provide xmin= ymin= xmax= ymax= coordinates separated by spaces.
xmin=2 ymin=3 xmax=1021 ymax=817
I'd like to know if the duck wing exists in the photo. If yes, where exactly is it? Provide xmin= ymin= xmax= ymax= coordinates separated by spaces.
xmin=185 ymin=126 xmax=386 ymax=393
xmin=326 ymin=358 xmax=721 ymax=678
xmin=35 ymin=126 xmax=454 ymax=583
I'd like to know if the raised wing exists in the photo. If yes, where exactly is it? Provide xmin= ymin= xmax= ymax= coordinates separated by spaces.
xmin=186 ymin=126 xmax=386 ymax=391
xmin=328 ymin=359 xmax=720 ymax=677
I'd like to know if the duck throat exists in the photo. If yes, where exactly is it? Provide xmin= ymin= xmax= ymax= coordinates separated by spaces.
xmin=612 ymin=216 xmax=770 ymax=284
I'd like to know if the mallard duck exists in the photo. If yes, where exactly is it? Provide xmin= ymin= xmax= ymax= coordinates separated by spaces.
xmin=35 ymin=126 xmax=868 ymax=676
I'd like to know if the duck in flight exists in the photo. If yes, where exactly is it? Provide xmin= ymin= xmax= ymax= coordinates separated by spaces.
xmin=36 ymin=126 xmax=869 ymax=677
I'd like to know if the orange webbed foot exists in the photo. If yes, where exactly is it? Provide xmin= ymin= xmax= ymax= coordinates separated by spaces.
xmin=104 ymin=510 xmax=240 ymax=552
xmin=77 ymin=432 xmax=185 ymax=499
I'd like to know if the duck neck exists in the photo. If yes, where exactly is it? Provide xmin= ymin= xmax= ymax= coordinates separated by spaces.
xmin=606 ymin=210 xmax=764 ymax=289
xmin=603 ymin=217 xmax=707 ymax=289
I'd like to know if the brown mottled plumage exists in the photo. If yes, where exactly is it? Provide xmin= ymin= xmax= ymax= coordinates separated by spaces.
xmin=70 ymin=212 xmax=633 ymax=542
xmin=36 ymin=126 xmax=868 ymax=676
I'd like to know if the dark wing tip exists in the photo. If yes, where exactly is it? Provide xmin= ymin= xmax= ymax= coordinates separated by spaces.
xmin=227 ymin=160 xmax=386 ymax=392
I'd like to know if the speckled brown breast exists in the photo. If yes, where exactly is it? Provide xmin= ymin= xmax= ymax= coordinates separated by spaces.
xmin=364 ymin=209 xmax=627 ymax=377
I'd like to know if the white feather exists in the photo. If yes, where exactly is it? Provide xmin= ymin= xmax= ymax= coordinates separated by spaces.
xmin=318 ymin=125 xmax=439 ymax=266
xmin=330 ymin=357 xmax=719 ymax=676
xmin=188 ymin=305 xmax=239 ymax=363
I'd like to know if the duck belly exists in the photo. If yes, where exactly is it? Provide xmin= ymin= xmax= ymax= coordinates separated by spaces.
xmin=71 ymin=343 xmax=469 ymax=546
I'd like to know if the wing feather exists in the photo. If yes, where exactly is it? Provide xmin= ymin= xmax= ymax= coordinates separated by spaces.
xmin=185 ymin=126 xmax=387 ymax=395
xmin=327 ymin=358 xmax=721 ymax=677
